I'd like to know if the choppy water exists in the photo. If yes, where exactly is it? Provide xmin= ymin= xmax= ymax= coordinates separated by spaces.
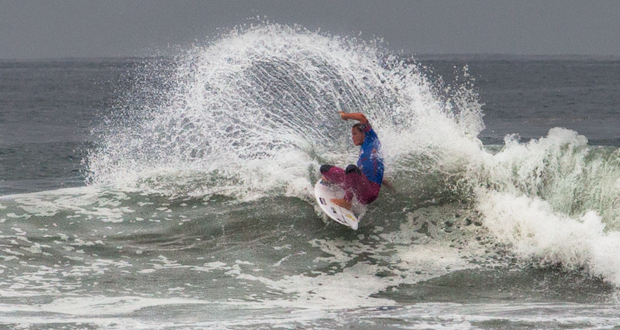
xmin=1 ymin=25 xmax=620 ymax=329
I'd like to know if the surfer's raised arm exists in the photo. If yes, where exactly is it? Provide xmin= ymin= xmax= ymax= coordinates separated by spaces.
xmin=339 ymin=111 xmax=368 ymax=124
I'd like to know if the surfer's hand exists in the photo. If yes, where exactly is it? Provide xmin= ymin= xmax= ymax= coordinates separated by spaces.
xmin=331 ymin=198 xmax=352 ymax=210
xmin=339 ymin=111 xmax=348 ymax=120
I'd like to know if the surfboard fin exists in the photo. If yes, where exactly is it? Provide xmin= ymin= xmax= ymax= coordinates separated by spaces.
xmin=343 ymin=214 xmax=358 ymax=230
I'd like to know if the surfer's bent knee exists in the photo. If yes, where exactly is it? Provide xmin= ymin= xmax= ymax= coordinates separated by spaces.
xmin=345 ymin=164 xmax=361 ymax=175
xmin=320 ymin=164 xmax=333 ymax=173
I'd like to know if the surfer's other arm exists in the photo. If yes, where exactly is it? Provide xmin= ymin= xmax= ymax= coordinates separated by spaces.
xmin=339 ymin=111 xmax=368 ymax=124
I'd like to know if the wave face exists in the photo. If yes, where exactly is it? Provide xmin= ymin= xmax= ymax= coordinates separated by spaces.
xmin=85 ymin=24 xmax=620 ymax=287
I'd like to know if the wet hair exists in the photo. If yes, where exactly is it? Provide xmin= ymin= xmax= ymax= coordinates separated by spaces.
xmin=352 ymin=123 xmax=364 ymax=133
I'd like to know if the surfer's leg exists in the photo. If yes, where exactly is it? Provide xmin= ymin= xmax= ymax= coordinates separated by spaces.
xmin=343 ymin=165 xmax=367 ymax=202
xmin=320 ymin=165 xmax=345 ymax=185
xmin=344 ymin=165 xmax=380 ymax=204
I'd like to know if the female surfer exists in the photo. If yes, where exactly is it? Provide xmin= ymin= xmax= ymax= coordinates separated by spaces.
xmin=320 ymin=111 xmax=384 ymax=210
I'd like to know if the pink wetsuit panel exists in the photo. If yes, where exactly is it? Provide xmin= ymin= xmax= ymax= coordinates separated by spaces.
xmin=322 ymin=166 xmax=380 ymax=205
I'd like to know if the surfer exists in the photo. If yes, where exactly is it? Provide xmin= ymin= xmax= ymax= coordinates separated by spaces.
xmin=320 ymin=111 xmax=384 ymax=210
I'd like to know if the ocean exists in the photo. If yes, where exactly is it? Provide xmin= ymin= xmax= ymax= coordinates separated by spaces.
xmin=1 ymin=24 xmax=620 ymax=329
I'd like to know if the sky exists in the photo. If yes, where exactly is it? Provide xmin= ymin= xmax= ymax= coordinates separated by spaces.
xmin=1 ymin=0 xmax=620 ymax=59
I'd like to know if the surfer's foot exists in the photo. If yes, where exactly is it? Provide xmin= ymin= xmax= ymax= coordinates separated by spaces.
xmin=330 ymin=198 xmax=352 ymax=210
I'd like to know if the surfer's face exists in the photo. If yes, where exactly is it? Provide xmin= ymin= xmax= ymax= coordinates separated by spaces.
xmin=352 ymin=127 xmax=365 ymax=146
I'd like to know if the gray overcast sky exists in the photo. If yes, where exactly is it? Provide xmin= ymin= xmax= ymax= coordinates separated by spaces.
xmin=1 ymin=0 xmax=620 ymax=59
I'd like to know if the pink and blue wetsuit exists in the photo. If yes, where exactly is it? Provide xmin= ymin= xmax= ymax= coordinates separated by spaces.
xmin=320 ymin=123 xmax=384 ymax=204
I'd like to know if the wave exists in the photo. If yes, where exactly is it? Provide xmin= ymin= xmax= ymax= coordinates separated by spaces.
xmin=475 ymin=129 xmax=620 ymax=284
xmin=86 ymin=24 xmax=483 ymax=199
xmin=85 ymin=24 xmax=620 ymax=286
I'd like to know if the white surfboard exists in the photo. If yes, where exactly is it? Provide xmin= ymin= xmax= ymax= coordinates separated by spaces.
xmin=314 ymin=179 xmax=359 ymax=230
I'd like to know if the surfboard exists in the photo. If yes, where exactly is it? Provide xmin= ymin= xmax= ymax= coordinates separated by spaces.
xmin=314 ymin=179 xmax=359 ymax=230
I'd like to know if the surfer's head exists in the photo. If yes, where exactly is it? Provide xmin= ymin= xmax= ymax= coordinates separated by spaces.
xmin=351 ymin=124 xmax=365 ymax=146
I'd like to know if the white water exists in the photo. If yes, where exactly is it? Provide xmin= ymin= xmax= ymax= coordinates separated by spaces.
xmin=476 ymin=128 xmax=620 ymax=285
xmin=86 ymin=24 xmax=620 ymax=287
